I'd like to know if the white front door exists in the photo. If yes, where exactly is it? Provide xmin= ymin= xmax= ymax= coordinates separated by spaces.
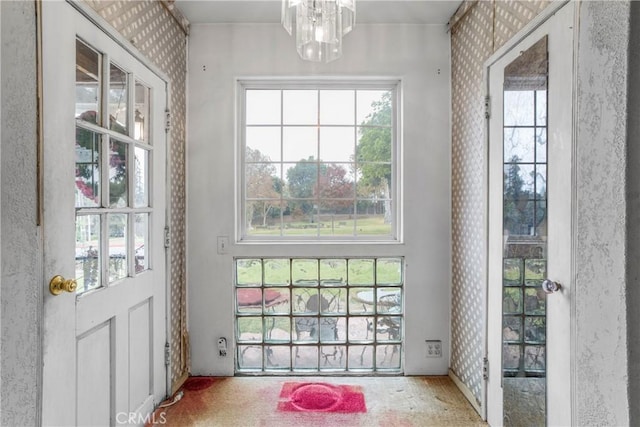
xmin=487 ymin=2 xmax=574 ymax=426
xmin=41 ymin=2 xmax=168 ymax=425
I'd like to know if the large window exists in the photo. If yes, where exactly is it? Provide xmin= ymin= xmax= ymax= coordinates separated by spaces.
xmin=238 ymin=81 xmax=400 ymax=241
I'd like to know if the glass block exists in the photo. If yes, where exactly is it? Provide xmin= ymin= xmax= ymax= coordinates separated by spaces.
xmin=525 ymin=288 xmax=546 ymax=315
xmin=320 ymin=289 xmax=346 ymax=314
xmin=524 ymin=345 xmax=546 ymax=372
xmin=376 ymin=344 xmax=401 ymax=369
xmin=348 ymin=317 xmax=374 ymax=341
xmin=75 ymin=214 xmax=101 ymax=294
xmin=503 ymin=315 xmax=522 ymax=342
xmin=292 ymin=288 xmax=320 ymax=313
xmin=320 ymin=259 xmax=347 ymax=285
xmin=283 ymin=90 xmax=317 ymax=125
xmin=265 ymin=346 xmax=291 ymax=370
xmin=237 ymin=345 xmax=262 ymax=370
xmin=264 ymin=317 xmax=291 ymax=343
xmin=264 ymin=259 xmax=290 ymax=285
xmin=320 ymin=345 xmax=346 ymax=370
xmin=348 ymin=259 xmax=374 ymax=285
xmin=525 ymin=317 xmax=546 ymax=343
xmin=236 ymin=259 xmax=262 ymax=286
xmin=108 ymin=214 xmax=127 ymax=283
xmin=293 ymin=346 xmax=318 ymax=370
xmin=503 ymin=288 xmax=523 ymax=314
xmin=292 ymin=259 xmax=318 ymax=285
xmin=357 ymin=90 xmax=391 ymax=126
xmin=535 ymin=128 xmax=547 ymax=162
xmin=75 ymin=39 xmax=101 ymax=124
xmin=525 ymin=259 xmax=546 ymax=286
xmin=377 ymin=288 xmax=402 ymax=314
xmin=264 ymin=288 xmax=289 ymax=314
xmin=503 ymin=258 xmax=523 ymax=286
xmin=134 ymin=81 xmax=150 ymax=142
xmin=75 ymin=128 xmax=101 ymax=208
xmin=109 ymin=140 xmax=128 ymax=208
xmin=376 ymin=316 xmax=401 ymax=341
xmin=320 ymin=90 xmax=354 ymax=125
xmin=108 ymin=63 xmax=128 ymax=134
xmin=502 ymin=344 xmax=521 ymax=371
xmin=237 ymin=317 xmax=263 ymax=342
xmin=292 ymin=317 xmax=318 ymax=342
xmin=504 ymin=127 xmax=535 ymax=163
xmin=282 ymin=127 xmax=317 ymax=162
xmin=236 ymin=288 xmax=263 ymax=313
xmin=133 ymin=213 xmax=148 ymax=273
xmin=134 ymin=147 xmax=149 ymax=208
xmin=348 ymin=345 xmax=374 ymax=370
xmin=349 ymin=288 xmax=375 ymax=314
xmin=246 ymin=90 xmax=281 ymax=125
xmin=504 ymin=91 xmax=534 ymax=127
xmin=318 ymin=317 xmax=340 ymax=342
xmin=320 ymin=128 xmax=355 ymax=162
xmin=377 ymin=258 xmax=403 ymax=285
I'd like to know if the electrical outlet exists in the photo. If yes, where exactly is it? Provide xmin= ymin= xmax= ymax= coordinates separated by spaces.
xmin=217 ymin=337 xmax=227 ymax=357
xmin=426 ymin=340 xmax=442 ymax=358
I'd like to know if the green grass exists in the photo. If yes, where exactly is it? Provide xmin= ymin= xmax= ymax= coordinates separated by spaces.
xmin=236 ymin=257 xmax=402 ymax=286
xmin=247 ymin=216 xmax=391 ymax=237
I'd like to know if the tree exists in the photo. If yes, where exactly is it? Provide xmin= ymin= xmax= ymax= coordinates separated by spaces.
xmin=246 ymin=147 xmax=282 ymax=228
xmin=315 ymin=163 xmax=354 ymax=214
xmin=286 ymin=156 xmax=325 ymax=217
xmin=356 ymin=92 xmax=393 ymax=222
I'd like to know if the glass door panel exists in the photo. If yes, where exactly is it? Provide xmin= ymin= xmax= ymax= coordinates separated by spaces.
xmin=501 ymin=36 xmax=548 ymax=426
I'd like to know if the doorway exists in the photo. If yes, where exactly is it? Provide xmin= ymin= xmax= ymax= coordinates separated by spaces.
xmin=486 ymin=2 xmax=574 ymax=426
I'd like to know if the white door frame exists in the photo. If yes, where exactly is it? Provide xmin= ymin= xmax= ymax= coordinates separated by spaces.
xmin=482 ymin=0 xmax=578 ymax=423
xmin=39 ymin=1 xmax=173 ymax=423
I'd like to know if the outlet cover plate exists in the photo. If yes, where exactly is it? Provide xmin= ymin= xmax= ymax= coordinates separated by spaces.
xmin=426 ymin=340 xmax=442 ymax=358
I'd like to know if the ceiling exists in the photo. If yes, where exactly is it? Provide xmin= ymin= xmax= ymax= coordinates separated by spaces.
xmin=173 ymin=0 xmax=462 ymax=25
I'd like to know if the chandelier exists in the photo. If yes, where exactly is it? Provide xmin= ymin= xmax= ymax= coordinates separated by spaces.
xmin=282 ymin=0 xmax=356 ymax=63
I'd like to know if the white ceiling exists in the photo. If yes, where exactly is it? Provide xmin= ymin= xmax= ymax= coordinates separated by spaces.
xmin=173 ymin=0 xmax=462 ymax=25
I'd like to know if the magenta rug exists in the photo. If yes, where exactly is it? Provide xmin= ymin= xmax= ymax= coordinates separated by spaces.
xmin=277 ymin=382 xmax=367 ymax=413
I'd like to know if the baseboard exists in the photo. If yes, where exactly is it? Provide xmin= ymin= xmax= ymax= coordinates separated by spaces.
xmin=448 ymin=369 xmax=483 ymax=417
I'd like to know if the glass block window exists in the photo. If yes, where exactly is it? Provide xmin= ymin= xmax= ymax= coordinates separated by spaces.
xmin=235 ymin=257 xmax=403 ymax=373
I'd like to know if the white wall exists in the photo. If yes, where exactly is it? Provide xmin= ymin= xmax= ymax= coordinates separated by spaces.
xmin=574 ymin=1 xmax=631 ymax=424
xmin=0 ymin=1 xmax=41 ymax=425
xmin=187 ymin=23 xmax=451 ymax=375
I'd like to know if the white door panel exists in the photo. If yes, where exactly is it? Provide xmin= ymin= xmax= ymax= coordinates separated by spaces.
xmin=41 ymin=2 xmax=167 ymax=425
xmin=486 ymin=2 xmax=574 ymax=426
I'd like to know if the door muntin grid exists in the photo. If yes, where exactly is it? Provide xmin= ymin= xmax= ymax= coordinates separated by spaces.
xmin=235 ymin=257 xmax=403 ymax=373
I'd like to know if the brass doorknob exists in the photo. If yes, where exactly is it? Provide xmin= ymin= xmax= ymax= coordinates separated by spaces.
xmin=49 ymin=275 xmax=77 ymax=295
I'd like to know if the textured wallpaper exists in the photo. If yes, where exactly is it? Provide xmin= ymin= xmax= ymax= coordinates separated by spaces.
xmin=83 ymin=0 xmax=189 ymax=393
xmin=449 ymin=0 xmax=549 ymax=409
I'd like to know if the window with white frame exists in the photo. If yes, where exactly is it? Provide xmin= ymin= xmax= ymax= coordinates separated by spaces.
xmin=238 ymin=81 xmax=400 ymax=241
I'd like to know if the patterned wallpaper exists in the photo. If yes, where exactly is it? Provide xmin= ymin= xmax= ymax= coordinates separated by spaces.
xmin=83 ymin=0 xmax=189 ymax=393
xmin=449 ymin=0 xmax=549 ymax=409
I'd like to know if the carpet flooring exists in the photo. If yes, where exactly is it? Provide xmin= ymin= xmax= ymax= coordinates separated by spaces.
xmin=150 ymin=376 xmax=487 ymax=426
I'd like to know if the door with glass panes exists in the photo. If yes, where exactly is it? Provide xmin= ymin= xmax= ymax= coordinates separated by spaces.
xmin=41 ymin=2 xmax=168 ymax=425
xmin=486 ymin=2 xmax=573 ymax=426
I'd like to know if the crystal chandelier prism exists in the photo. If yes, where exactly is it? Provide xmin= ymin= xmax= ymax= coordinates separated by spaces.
xmin=282 ymin=0 xmax=356 ymax=63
